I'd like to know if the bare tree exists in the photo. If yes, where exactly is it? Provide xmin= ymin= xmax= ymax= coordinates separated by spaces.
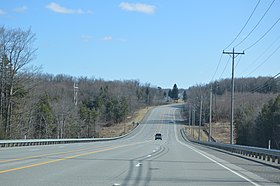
xmin=0 ymin=26 xmax=36 ymax=138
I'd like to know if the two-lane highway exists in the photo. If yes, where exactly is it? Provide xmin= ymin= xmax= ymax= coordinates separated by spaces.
xmin=0 ymin=104 xmax=279 ymax=185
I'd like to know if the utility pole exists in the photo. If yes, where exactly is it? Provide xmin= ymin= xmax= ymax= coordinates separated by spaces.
xmin=192 ymin=107 xmax=195 ymax=139
xmin=188 ymin=104 xmax=192 ymax=132
xmin=223 ymin=48 xmax=244 ymax=144
xmin=209 ymin=85 xmax=212 ymax=142
xmin=74 ymin=82 xmax=78 ymax=106
xmin=199 ymin=95 xmax=203 ymax=141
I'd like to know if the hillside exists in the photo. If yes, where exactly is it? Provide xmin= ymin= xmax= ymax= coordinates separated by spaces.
xmin=0 ymin=73 xmax=168 ymax=140
xmin=183 ymin=76 xmax=280 ymax=149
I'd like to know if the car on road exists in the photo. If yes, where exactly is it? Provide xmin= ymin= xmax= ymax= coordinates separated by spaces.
xmin=155 ymin=133 xmax=162 ymax=140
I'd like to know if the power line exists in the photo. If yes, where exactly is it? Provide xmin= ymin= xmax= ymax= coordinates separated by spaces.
xmin=234 ymin=0 xmax=276 ymax=48
xmin=244 ymin=17 xmax=280 ymax=51
xmin=235 ymin=55 xmax=243 ymax=69
xmin=240 ymin=72 xmax=280 ymax=96
xmin=211 ymin=54 xmax=223 ymax=82
xmin=224 ymin=0 xmax=261 ymax=50
xmin=238 ymin=33 xmax=280 ymax=77
xmin=214 ymin=1 xmax=260 ymax=82
xmin=234 ymin=73 xmax=279 ymax=101
xmin=246 ymin=42 xmax=280 ymax=77
xmin=250 ymin=73 xmax=280 ymax=93
xmin=218 ymin=56 xmax=231 ymax=79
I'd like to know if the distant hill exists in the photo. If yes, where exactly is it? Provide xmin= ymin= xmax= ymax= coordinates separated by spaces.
xmin=211 ymin=76 xmax=280 ymax=95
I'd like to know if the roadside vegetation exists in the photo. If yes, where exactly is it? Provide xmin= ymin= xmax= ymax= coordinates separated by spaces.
xmin=183 ymin=77 xmax=280 ymax=149
xmin=2 ymin=26 xmax=279 ymax=150
xmin=0 ymin=26 xmax=168 ymax=140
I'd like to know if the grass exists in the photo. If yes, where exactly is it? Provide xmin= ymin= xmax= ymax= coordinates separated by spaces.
xmin=185 ymin=126 xmax=209 ymax=141
xmin=98 ymin=107 xmax=151 ymax=138
xmin=185 ymin=121 xmax=231 ymax=143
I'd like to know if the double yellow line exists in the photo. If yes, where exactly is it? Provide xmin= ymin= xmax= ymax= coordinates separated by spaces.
xmin=0 ymin=140 xmax=149 ymax=174
xmin=150 ymin=109 xmax=165 ymax=140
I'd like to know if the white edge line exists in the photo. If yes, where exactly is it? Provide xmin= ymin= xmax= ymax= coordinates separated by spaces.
xmin=180 ymin=140 xmax=260 ymax=186
xmin=172 ymin=109 xmax=261 ymax=186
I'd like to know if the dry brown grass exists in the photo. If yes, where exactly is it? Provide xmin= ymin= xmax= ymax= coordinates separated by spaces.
xmin=98 ymin=107 xmax=151 ymax=138
xmin=210 ymin=122 xmax=231 ymax=143
xmin=185 ymin=126 xmax=209 ymax=141
xmin=185 ymin=122 xmax=231 ymax=143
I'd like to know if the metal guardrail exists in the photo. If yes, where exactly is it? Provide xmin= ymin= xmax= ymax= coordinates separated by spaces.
xmin=0 ymin=123 xmax=140 ymax=148
xmin=180 ymin=128 xmax=280 ymax=164
xmin=0 ymin=137 xmax=117 ymax=148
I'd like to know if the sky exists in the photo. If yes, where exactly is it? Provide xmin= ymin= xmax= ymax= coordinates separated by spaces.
xmin=0 ymin=0 xmax=279 ymax=89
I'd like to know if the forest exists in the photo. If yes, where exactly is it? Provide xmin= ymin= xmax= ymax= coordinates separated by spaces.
xmin=1 ymin=26 xmax=279 ymax=150
xmin=0 ymin=26 xmax=167 ymax=140
xmin=184 ymin=76 xmax=280 ymax=149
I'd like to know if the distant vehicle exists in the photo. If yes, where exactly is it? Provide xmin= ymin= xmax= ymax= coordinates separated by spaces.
xmin=155 ymin=133 xmax=162 ymax=140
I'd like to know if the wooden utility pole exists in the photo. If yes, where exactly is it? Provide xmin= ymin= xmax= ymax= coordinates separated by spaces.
xmin=199 ymin=95 xmax=203 ymax=141
xmin=223 ymin=48 xmax=244 ymax=144
xmin=209 ymin=85 xmax=212 ymax=142
xmin=189 ymin=104 xmax=192 ymax=131
xmin=192 ymin=107 xmax=195 ymax=139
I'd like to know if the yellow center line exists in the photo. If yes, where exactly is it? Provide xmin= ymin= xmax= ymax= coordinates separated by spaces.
xmin=150 ymin=110 xmax=164 ymax=140
xmin=0 ymin=140 xmax=150 ymax=174
xmin=0 ymin=142 xmax=138 ymax=163
xmin=0 ymin=148 xmax=88 ymax=163
xmin=0 ymin=144 xmax=114 ymax=164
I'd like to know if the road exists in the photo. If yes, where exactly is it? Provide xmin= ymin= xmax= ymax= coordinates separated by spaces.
xmin=0 ymin=104 xmax=279 ymax=186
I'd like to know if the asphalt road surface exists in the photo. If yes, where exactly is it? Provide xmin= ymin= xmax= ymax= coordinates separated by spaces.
xmin=0 ymin=104 xmax=279 ymax=186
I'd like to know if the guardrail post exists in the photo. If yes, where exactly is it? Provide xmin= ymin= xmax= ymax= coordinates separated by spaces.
xmin=272 ymin=156 xmax=275 ymax=163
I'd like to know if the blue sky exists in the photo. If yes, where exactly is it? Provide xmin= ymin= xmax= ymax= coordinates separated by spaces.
xmin=1 ymin=0 xmax=279 ymax=88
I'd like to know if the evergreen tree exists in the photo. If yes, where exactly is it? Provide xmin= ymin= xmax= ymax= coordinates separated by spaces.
xmin=79 ymin=98 xmax=99 ymax=138
xmin=34 ymin=94 xmax=55 ymax=138
xmin=255 ymin=95 xmax=280 ymax=149
xmin=168 ymin=89 xmax=172 ymax=98
xmin=234 ymin=107 xmax=255 ymax=146
xmin=183 ymin=90 xmax=187 ymax=102
xmin=171 ymin=84 xmax=179 ymax=99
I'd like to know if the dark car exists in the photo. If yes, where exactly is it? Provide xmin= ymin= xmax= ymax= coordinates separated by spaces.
xmin=155 ymin=133 xmax=162 ymax=140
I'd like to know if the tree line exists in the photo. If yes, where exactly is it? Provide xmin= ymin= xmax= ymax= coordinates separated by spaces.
xmin=0 ymin=26 xmax=167 ymax=139
xmin=212 ymin=77 xmax=280 ymax=95
xmin=235 ymin=94 xmax=280 ymax=149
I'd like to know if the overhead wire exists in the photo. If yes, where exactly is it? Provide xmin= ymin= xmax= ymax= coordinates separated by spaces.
xmin=212 ymin=1 xmax=261 ymax=83
xmin=218 ymin=55 xmax=231 ymax=79
xmin=238 ymin=32 xmax=280 ymax=77
xmin=244 ymin=17 xmax=280 ymax=51
xmin=213 ymin=0 xmax=278 ymax=84
xmin=235 ymin=72 xmax=280 ymax=100
xmin=246 ymin=42 xmax=280 ymax=76
xmin=249 ymin=72 xmax=280 ymax=93
xmin=211 ymin=54 xmax=223 ymax=82
xmin=234 ymin=0 xmax=276 ymax=48
xmin=224 ymin=0 xmax=261 ymax=50
xmin=232 ymin=0 xmax=279 ymax=79
xmin=235 ymin=55 xmax=243 ymax=69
